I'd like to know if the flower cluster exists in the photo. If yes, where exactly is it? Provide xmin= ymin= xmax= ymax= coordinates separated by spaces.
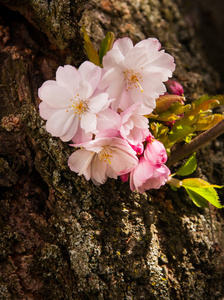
xmin=38 ymin=37 xmax=175 ymax=192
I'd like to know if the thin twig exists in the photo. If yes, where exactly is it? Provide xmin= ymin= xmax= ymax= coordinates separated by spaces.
xmin=166 ymin=119 xmax=224 ymax=168
xmin=209 ymin=203 xmax=215 ymax=245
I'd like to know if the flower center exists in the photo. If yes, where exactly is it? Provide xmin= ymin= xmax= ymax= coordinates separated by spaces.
xmin=98 ymin=147 xmax=114 ymax=164
xmin=123 ymin=69 xmax=143 ymax=93
xmin=69 ymin=94 xmax=89 ymax=116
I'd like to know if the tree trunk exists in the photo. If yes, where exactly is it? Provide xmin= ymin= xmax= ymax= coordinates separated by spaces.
xmin=0 ymin=1 xmax=224 ymax=299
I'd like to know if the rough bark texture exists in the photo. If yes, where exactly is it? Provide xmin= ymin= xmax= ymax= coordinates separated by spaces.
xmin=0 ymin=1 xmax=224 ymax=299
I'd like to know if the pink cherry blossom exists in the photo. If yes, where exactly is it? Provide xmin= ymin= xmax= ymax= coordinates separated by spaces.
xmin=144 ymin=138 xmax=168 ymax=165
xmin=130 ymin=156 xmax=170 ymax=193
xmin=68 ymin=137 xmax=138 ymax=185
xmin=119 ymin=102 xmax=151 ymax=145
xmin=38 ymin=62 xmax=112 ymax=143
xmin=99 ymin=37 xmax=175 ymax=111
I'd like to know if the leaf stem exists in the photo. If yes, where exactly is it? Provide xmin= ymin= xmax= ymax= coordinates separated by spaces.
xmin=166 ymin=119 xmax=224 ymax=167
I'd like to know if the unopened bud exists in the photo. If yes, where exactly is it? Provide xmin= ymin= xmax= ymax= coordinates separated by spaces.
xmin=165 ymin=80 xmax=184 ymax=96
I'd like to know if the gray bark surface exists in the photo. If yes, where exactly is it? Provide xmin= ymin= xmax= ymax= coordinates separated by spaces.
xmin=0 ymin=1 xmax=224 ymax=299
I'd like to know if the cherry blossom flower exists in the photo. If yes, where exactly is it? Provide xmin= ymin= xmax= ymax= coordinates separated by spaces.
xmin=99 ymin=37 xmax=175 ymax=111
xmin=144 ymin=138 xmax=168 ymax=165
xmin=68 ymin=137 xmax=138 ymax=185
xmin=119 ymin=102 xmax=151 ymax=145
xmin=127 ymin=134 xmax=170 ymax=193
xmin=130 ymin=156 xmax=170 ymax=193
xmin=38 ymin=62 xmax=112 ymax=143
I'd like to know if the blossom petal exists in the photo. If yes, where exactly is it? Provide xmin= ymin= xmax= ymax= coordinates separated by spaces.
xmin=81 ymin=112 xmax=97 ymax=133
xmin=88 ymin=93 xmax=110 ymax=113
xmin=77 ymin=81 xmax=93 ymax=100
xmin=91 ymin=155 xmax=108 ymax=185
xmin=78 ymin=61 xmax=102 ymax=89
xmin=46 ymin=110 xmax=77 ymax=137
xmin=72 ymin=127 xmax=93 ymax=143
xmin=56 ymin=65 xmax=80 ymax=95
xmin=123 ymin=46 xmax=149 ymax=70
xmin=60 ymin=116 xmax=79 ymax=142
xmin=113 ymin=37 xmax=133 ymax=56
xmin=102 ymin=48 xmax=125 ymax=70
xmin=118 ymin=89 xmax=136 ymax=111
xmin=106 ymin=79 xmax=126 ymax=105
xmin=99 ymin=68 xmax=125 ymax=93
xmin=96 ymin=109 xmax=121 ymax=133
xmin=39 ymin=102 xmax=59 ymax=120
xmin=38 ymin=81 xmax=72 ymax=108
xmin=68 ymin=149 xmax=94 ymax=180
xmin=139 ymin=165 xmax=170 ymax=191
xmin=144 ymin=140 xmax=168 ymax=164
xmin=120 ymin=102 xmax=139 ymax=122
xmin=130 ymin=157 xmax=154 ymax=191
xmin=135 ymin=38 xmax=161 ymax=51
xmin=143 ymin=52 xmax=175 ymax=74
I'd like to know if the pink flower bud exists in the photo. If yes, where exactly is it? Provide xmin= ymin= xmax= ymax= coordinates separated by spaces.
xmin=144 ymin=139 xmax=168 ymax=165
xmin=120 ymin=173 xmax=129 ymax=182
xmin=165 ymin=79 xmax=184 ymax=96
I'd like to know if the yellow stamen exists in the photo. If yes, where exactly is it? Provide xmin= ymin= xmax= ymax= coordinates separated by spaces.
xmin=123 ymin=69 xmax=144 ymax=93
xmin=68 ymin=96 xmax=89 ymax=115
xmin=98 ymin=147 xmax=113 ymax=164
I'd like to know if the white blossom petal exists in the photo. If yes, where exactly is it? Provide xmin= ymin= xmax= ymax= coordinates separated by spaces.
xmin=72 ymin=127 xmax=93 ymax=144
xmin=77 ymin=81 xmax=93 ymax=100
xmin=88 ymin=93 xmax=110 ymax=113
xmin=96 ymin=109 xmax=121 ymax=133
xmin=39 ymin=102 xmax=59 ymax=119
xmin=68 ymin=149 xmax=94 ymax=180
xmin=60 ymin=116 xmax=79 ymax=142
xmin=46 ymin=110 xmax=77 ymax=137
xmin=123 ymin=47 xmax=149 ymax=70
xmin=99 ymin=68 xmax=125 ymax=92
xmin=56 ymin=65 xmax=80 ymax=95
xmin=91 ymin=155 xmax=108 ymax=184
xmin=78 ymin=61 xmax=102 ymax=89
xmin=102 ymin=48 xmax=125 ymax=69
xmin=113 ymin=37 xmax=133 ymax=56
xmin=38 ymin=81 xmax=72 ymax=108
xmin=81 ymin=112 xmax=97 ymax=133
xmin=135 ymin=38 xmax=161 ymax=51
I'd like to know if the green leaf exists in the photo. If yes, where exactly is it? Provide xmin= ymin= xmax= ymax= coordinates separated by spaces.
xmin=172 ymin=115 xmax=199 ymax=131
xmin=81 ymin=27 xmax=100 ymax=66
xmin=150 ymin=122 xmax=169 ymax=139
xmin=176 ymin=153 xmax=197 ymax=176
xmin=155 ymin=95 xmax=185 ymax=114
xmin=184 ymin=188 xmax=209 ymax=207
xmin=185 ymin=99 xmax=220 ymax=117
xmin=99 ymin=32 xmax=115 ymax=65
xmin=169 ymin=103 xmax=191 ymax=115
xmin=194 ymin=114 xmax=224 ymax=131
xmin=194 ymin=94 xmax=224 ymax=106
xmin=182 ymin=178 xmax=223 ymax=208
xmin=148 ymin=111 xmax=180 ymax=122
xmin=168 ymin=124 xmax=196 ymax=142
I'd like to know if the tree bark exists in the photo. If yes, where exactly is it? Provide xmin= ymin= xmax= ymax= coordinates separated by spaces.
xmin=0 ymin=1 xmax=224 ymax=299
